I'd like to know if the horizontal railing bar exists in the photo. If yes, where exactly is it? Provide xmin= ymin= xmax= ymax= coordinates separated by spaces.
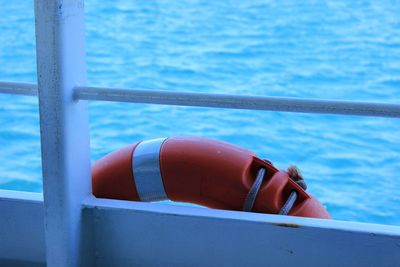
xmin=1 ymin=81 xmax=400 ymax=118
xmin=0 ymin=81 xmax=37 ymax=96
xmin=76 ymin=86 xmax=400 ymax=118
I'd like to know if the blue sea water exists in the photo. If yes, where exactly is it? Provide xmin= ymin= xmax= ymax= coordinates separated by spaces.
xmin=0 ymin=0 xmax=399 ymax=225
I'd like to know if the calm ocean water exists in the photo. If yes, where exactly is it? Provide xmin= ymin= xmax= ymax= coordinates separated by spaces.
xmin=0 ymin=1 xmax=399 ymax=225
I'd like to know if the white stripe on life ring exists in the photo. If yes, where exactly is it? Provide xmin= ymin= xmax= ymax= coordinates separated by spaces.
xmin=132 ymin=138 xmax=168 ymax=201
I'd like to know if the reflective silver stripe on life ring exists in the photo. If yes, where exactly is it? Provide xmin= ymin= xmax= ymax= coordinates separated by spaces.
xmin=132 ymin=138 xmax=168 ymax=202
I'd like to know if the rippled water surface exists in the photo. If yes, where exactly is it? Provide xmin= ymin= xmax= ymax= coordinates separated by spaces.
xmin=0 ymin=0 xmax=399 ymax=225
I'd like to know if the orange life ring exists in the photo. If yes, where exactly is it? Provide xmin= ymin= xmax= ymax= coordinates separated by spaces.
xmin=92 ymin=136 xmax=330 ymax=219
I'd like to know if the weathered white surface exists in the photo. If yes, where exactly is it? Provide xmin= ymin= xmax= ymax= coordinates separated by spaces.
xmin=75 ymin=86 xmax=400 ymax=118
xmin=1 ymin=81 xmax=400 ymax=118
xmin=1 ymin=191 xmax=399 ymax=267
xmin=34 ymin=0 xmax=91 ymax=266
xmin=83 ymin=197 xmax=400 ymax=267
xmin=0 ymin=81 xmax=37 ymax=96
xmin=0 ymin=190 xmax=45 ymax=266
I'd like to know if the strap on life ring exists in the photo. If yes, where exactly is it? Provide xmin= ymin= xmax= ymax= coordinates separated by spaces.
xmin=92 ymin=136 xmax=330 ymax=219
xmin=132 ymin=138 xmax=168 ymax=202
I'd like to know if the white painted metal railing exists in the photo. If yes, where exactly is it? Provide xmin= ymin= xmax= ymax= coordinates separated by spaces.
xmin=1 ymin=1 xmax=400 ymax=267
xmin=1 ymin=81 xmax=400 ymax=118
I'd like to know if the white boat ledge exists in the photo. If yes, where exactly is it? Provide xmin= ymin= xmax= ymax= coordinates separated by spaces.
xmin=1 ymin=189 xmax=400 ymax=266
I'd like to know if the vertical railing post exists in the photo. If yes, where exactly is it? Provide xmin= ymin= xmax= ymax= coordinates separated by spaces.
xmin=34 ymin=0 xmax=91 ymax=266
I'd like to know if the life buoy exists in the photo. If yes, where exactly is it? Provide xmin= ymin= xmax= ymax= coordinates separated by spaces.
xmin=92 ymin=136 xmax=330 ymax=219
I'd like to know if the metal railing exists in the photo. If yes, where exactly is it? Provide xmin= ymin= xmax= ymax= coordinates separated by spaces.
xmin=1 ymin=81 xmax=399 ymax=118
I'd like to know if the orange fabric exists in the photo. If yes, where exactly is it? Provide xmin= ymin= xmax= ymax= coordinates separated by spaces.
xmin=92 ymin=143 xmax=140 ymax=201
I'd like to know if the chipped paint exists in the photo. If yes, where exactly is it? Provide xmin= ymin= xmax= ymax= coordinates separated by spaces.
xmin=273 ymin=223 xmax=301 ymax=228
